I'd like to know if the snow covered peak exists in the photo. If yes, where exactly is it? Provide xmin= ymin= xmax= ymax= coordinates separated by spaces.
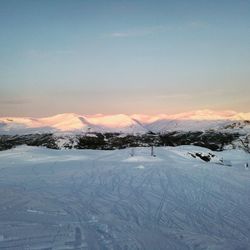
xmin=231 ymin=112 xmax=250 ymax=121
xmin=131 ymin=110 xmax=249 ymax=123
xmin=86 ymin=114 xmax=148 ymax=133
xmin=0 ymin=113 xmax=148 ymax=134
xmin=87 ymin=114 xmax=135 ymax=127
xmin=40 ymin=113 xmax=87 ymax=131
xmin=166 ymin=109 xmax=237 ymax=120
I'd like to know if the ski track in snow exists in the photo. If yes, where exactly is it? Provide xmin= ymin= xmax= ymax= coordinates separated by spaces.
xmin=0 ymin=146 xmax=249 ymax=249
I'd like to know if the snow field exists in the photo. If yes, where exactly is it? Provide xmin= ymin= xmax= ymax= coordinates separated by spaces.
xmin=0 ymin=145 xmax=249 ymax=249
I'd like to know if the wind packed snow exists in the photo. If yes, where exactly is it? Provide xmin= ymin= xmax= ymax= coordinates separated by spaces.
xmin=0 ymin=145 xmax=250 ymax=249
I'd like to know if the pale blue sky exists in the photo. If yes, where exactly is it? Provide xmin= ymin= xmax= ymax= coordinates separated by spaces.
xmin=0 ymin=0 xmax=249 ymax=116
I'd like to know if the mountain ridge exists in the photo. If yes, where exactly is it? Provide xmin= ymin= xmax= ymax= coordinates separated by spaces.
xmin=0 ymin=110 xmax=250 ymax=135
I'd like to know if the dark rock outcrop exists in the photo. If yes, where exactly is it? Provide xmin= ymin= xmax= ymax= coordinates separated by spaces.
xmin=0 ymin=134 xmax=58 ymax=151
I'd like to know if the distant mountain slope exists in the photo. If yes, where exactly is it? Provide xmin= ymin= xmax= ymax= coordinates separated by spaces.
xmin=0 ymin=110 xmax=249 ymax=135
xmin=0 ymin=113 xmax=148 ymax=134
xmin=86 ymin=114 xmax=149 ymax=134
xmin=145 ymin=119 xmax=232 ymax=133
xmin=1 ymin=110 xmax=249 ymax=152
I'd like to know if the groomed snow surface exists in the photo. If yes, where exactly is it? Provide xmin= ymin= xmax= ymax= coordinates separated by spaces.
xmin=0 ymin=146 xmax=250 ymax=249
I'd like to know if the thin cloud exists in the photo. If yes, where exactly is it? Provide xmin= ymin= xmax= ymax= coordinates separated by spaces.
xmin=156 ymin=94 xmax=192 ymax=99
xmin=187 ymin=21 xmax=209 ymax=29
xmin=0 ymin=98 xmax=31 ymax=105
xmin=110 ymin=22 xmax=207 ymax=38
xmin=110 ymin=26 xmax=166 ymax=38
xmin=26 ymin=49 xmax=75 ymax=59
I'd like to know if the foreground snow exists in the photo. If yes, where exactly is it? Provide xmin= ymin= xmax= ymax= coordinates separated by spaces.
xmin=0 ymin=146 xmax=249 ymax=249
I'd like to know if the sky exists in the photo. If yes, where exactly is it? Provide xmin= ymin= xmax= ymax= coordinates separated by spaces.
xmin=0 ymin=0 xmax=249 ymax=117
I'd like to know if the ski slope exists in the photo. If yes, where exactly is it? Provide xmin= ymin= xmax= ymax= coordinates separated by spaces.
xmin=0 ymin=146 xmax=249 ymax=249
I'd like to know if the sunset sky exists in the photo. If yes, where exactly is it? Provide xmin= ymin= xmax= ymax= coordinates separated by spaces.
xmin=0 ymin=0 xmax=249 ymax=117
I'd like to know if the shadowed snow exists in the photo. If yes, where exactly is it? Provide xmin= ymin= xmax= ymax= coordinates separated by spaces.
xmin=0 ymin=146 xmax=249 ymax=249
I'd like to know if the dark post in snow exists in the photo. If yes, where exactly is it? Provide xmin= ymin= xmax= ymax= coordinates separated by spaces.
xmin=130 ymin=147 xmax=135 ymax=157
xmin=151 ymin=145 xmax=156 ymax=157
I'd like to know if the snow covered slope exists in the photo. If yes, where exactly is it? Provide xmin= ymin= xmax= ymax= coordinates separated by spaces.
xmin=142 ymin=110 xmax=250 ymax=133
xmin=0 ymin=113 xmax=148 ymax=134
xmin=86 ymin=114 xmax=148 ymax=133
xmin=145 ymin=119 xmax=231 ymax=133
xmin=0 ymin=145 xmax=249 ymax=249
xmin=0 ymin=110 xmax=249 ymax=134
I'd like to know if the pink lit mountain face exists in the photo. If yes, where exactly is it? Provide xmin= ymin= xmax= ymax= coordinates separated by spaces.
xmin=0 ymin=110 xmax=250 ymax=135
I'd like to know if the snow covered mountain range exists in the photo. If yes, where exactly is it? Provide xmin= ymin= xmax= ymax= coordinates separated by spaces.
xmin=0 ymin=110 xmax=249 ymax=152
xmin=0 ymin=110 xmax=250 ymax=135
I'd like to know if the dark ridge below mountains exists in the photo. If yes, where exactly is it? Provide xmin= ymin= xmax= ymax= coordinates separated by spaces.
xmin=0 ymin=131 xmax=248 ymax=153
